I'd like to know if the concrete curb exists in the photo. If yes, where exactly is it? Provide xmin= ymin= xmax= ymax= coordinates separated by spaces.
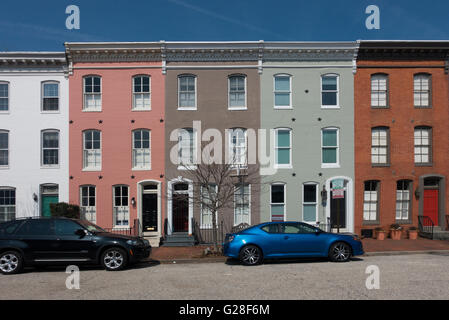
xmin=363 ymin=250 xmax=449 ymax=257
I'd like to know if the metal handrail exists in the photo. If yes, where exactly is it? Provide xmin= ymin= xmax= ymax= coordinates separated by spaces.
xmin=418 ymin=216 xmax=434 ymax=239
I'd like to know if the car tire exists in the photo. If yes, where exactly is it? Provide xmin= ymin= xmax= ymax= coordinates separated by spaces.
xmin=239 ymin=245 xmax=263 ymax=266
xmin=101 ymin=247 xmax=128 ymax=271
xmin=0 ymin=250 xmax=24 ymax=275
xmin=328 ymin=242 xmax=352 ymax=262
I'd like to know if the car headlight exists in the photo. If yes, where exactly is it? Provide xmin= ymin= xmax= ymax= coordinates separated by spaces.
xmin=226 ymin=235 xmax=235 ymax=243
xmin=127 ymin=239 xmax=139 ymax=246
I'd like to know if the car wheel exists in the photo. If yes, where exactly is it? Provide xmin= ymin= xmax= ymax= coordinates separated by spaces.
xmin=0 ymin=251 xmax=24 ymax=275
xmin=101 ymin=248 xmax=128 ymax=271
xmin=239 ymin=245 xmax=263 ymax=266
xmin=329 ymin=242 xmax=352 ymax=262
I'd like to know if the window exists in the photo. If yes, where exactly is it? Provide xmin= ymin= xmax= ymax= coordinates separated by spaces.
xmin=261 ymin=224 xmax=279 ymax=233
xmin=42 ymin=81 xmax=59 ymax=111
xmin=371 ymin=74 xmax=388 ymax=108
xmin=234 ymin=184 xmax=250 ymax=226
xmin=133 ymin=75 xmax=151 ymax=110
xmin=371 ymin=127 xmax=389 ymax=165
xmin=228 ymin=75 xmax=246 ymax=109
xmin=0 ymin=82 xmax=9 ymax=112
xmin=303 ymin=183 xmax=318 ymax=223
xmin=271 ymin=184 xmax=285 ymax=222
xmin=83 ymin=76 xmax=101 ymax=111
xmin=178 ymin=75 xmax=196 ymax=109
xmin=396 ymin=180 xmax=411 ymax=222
xmin=414 ymin=74 xmax=431 ymax=108
xmin=178 ymin=128 xmax=196 ymax=167
xmin=16 ymin=219 xmax=54 ymax=236
xmin=414 ymin=127 xmax=432 ymax=165
xmin=275 ymin=128 xmax=292 ymax=168
xmin=321 ymin=74 xmax=339 ymax=108
xmin=0 ymin=130 xmax=8 ymax=167
xmin=201 ymin=184 xmax=217 ymax=228
xmin=274 ymin=75 xmax=291 ymax=108
xmin=55 ymin=219 xmax=82 ymax=236
xmin=132 ymin=129 xmax=151 ymax=169
xmin=113 ymin=185 xmax=129 ymax=227
xmin=0 ymin=188 xmax=15 ymax=222
xmin=363 ymin=181 xmax=379 ymax=223
xmin=80 ymin=185 xmax=96 ymax=223
xmin=321 ymin=128 xmax=339 ymax=167
xmin=41 ymin=130 xmax=59 ymax=166
xmin=279 ymin=223 xmax=317 ymax=234
xmin=228 ymin=128 xmax=247 ymax=166
xmin=83 ymin=130 xmax=101 ymax=170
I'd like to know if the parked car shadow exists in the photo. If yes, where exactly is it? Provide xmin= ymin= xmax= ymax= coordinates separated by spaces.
xmin=22 ymin=259 xmax=160 ymax=273
xmin=225 ymin=256 xmax=364 ymax=266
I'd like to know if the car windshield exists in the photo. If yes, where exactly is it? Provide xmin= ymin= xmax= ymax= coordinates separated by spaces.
xmin=77 ymin=220 xmax=107 ymax=233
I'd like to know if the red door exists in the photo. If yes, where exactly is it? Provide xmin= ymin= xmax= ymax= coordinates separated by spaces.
xmin=423 ymin=189 xmax=439 ymax=226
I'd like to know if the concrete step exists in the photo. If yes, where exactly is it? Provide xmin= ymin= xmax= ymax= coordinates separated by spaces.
xmin=162 ymin=234 xmax=196 ymax=247
xmin=420 ymin=230 xmax=449 ymax=240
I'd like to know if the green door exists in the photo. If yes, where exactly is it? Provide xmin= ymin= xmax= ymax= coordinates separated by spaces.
xmin=42 ymin=195 xmax=59 ymax=217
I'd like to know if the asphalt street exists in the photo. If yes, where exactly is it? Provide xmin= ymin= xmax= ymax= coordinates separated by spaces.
xmin=1 ymin=253 xmax=449 ymax=300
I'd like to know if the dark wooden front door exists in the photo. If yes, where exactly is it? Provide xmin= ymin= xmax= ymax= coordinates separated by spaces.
xmin=423 ymin=189 xmax=439 ymax=226
xmin=330 ymin=191 xmax=346 ymax=229
xmin=142 ymin=193 xmax=158 ymax=232
xmin=173 ymin=193 xmax=189 ymax=232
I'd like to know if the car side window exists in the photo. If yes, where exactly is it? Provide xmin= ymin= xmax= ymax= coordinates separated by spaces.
xmin=261 ymin=224 xmax=279 ymax=234
xmin=280 ymin=223 xmax=301 ymax=234
xmin=297 ymin=223 xmax=317 ymax=234
xmin=0 ymin=221 xmax=23 ymax=235
xmin=55 ymin=220 xmax=83 ymax=236
xmin=15 ymin=220 xmax=54 ymax=236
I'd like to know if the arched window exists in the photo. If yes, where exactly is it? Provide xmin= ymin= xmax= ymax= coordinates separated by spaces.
xmin=273 ymin=74 xmax=292 ymax=108
xmin=83 ymin=75 xmax=102 ymax=111
xmin=321 ymin=74 xmax=339 ymax=108
xmin=228 ymin=74 xmax=247 ymax=109
xmin=132 ymin=75 xmax=151 ymax=110
xmin=41 ymin=81 xmax=59 ymax=112
xmin=178 ymin=74 xmax=197 ymax=109
xmin=41 ymin=129 xmax=59 ymax=167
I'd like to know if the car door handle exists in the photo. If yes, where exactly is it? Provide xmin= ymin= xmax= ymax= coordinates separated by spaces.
xmin=284 ymin=236 xmax=289 ymax=240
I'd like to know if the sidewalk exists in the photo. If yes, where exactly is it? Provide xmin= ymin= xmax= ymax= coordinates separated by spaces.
xmin=148 ymin=237 xmax=449 ymax=264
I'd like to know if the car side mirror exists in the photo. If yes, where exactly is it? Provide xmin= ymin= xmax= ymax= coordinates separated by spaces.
xmin=75 ymin=229 xmax=87 ymax=237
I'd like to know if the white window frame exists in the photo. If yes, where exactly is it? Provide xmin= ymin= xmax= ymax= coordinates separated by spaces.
xmin=273 ymin=74 xmax=292 ymax=109
xmin=228 ymin=75 xmax=247 ymax=110
xmin=414 ymin=74 xmax=431 ymax=108
xmin=270 ymin=183 xmax=286 ymax=222
xmin=0 ymin=130 xmax=9 ymax=168
xmin=41 ymin=81 xmax=60 ymax=113
xmin=83 ymin=130 xmax=102 ymax=171
xmin=0 ymin=187 xmax=15 ymax=222
xmin=113 ymin=185 xmax=130 ymax=228
xmin=41 ymin=129 xmax=60 ymax=168
xmin=363 ymin=181 xmax=379 ymax=222
xmin=83 ymin=76 xmax=102 ymax=112
xmin=371 ymin=127 xmax=389 ymax=165
xmin=414 ymin=126 xmax=432 ymax=165
xmin=0 ymin=81 xmax=10 ymax=113
xmin=177 ymin=75 xmax=197 ymax=110
xmin=132 ymin=129 xmax=151 ymax=170
xmin=132 ymin=75 xmax=151 ymax=111
xmin=321 ymin=127 xmax=340 ymax=168
xmin=234 ymin=183 xmax=251 ymax=226
xmin=321 ymin=74 xmax=340 ymax=109
xmin=228 ymin=128 xmax=247 ymax=167
xmin=200 ymin=184 xmax=218 ymax=229
xmin=371 ymin=74 xmax=389 ymax=108
xmin=302 ymin=182 xmax=318 ymax=224
xmin=274 ymin=128 xmax=292 ymax=169
xmin=177 ymin=128 xmax=197 ymax=170
xmin=80 ymin=185 xmax=96 ymax=223
xmin=396 ymin=180 xmax=411 ymax=222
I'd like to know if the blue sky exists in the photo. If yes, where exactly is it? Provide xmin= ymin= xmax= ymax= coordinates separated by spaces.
xmin=1 ymin=0 xmax=449 ymax=51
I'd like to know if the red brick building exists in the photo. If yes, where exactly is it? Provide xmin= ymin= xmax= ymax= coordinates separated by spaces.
xmin=355 ymin=41 xmax=449 ymax=237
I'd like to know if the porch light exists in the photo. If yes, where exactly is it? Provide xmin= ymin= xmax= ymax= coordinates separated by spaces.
xmin=131 ymin=197 xmax=136 ymax=206
xmin=32 ymin=193 xmax=38 ymax=202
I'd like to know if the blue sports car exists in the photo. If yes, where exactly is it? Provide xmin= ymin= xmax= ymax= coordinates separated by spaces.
xmin=223 ymin=222 xmax=364 ymax=265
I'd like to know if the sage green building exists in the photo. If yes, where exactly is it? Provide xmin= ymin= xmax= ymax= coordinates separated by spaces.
xmin=259 ymin=42 xmax=359 ymax=233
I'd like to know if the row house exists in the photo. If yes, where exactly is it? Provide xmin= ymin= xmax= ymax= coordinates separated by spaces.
xmin=259 ymin=42 xmax=358 ymax=233
xmin=355 ymin=41 xmax=449 ymax=236
xmin=65 ymin=42 xmax=165 ymax=247
xmin=0 ymin=52 xmax=69 ymax=220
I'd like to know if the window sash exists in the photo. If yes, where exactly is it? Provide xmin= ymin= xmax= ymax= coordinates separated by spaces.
xmin=271 ymin=184 xmax=285 ymax=221
xmin=371 ymin=129 xmax=388 ymax=164
xmin=274 ymin=76 xmax=291 ymax=107
xmin=0 ymin=83 xmax=9 ymax=111
xmin=42 ymin=83 xmax=59 ymax=111
xmin=371 ymin=76 xmax=388 ymax=107
xmin=414 ymin=128 xmax=431 ymax=164
xmin=363 ymin=182 xmax=378 ymax=221
xmin=414 ymin=75 xmax=431 ymax=107
xmin=321 ymin=76 xmax=338 ymax=107
xmin=275 ymin=129 xmax=291 ymax=166
xmin=229 ymin=129 xmax=247 ymax=166
xmin=396 ymin=184 xmax=410 ymax=221
xmin=0 ymin=132 xmax=8 ymax=166
xmin=178 ymin=77 xmax=196 ymax=108
xmin=234 ymin=184 xmax=250 ymax=225
xmin=42 ymin=132 xmax=59 ymax=166
xmin=178 ymin=129 xmax=195 ymax=165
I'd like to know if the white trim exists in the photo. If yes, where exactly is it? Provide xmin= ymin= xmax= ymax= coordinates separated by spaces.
xmin=79 ymin=185 xmax=96 ymax=223
xmin=132 ymin=129 xmax=151 ymax=170
xmin=325 ymin=177 xmax=354 ymax=233
xmin=82 ymin=129 xmax=102 ymax=171
xmin=274 ymin=128 xmax=292 ymax=169
xmin=302 ymin=182 xmax=319 ymax=225
xmin=0 ymin=81 xmax=10 ymax=114
xmin=167 ymin=177 xmax=193 ymax=235
xmin=112 ymin=184 xmax=130 ymax=228
xmin=200 ymin=183 xmax=218 ymax=229
xmin=233 ymin=183 xmax=251 ymax=226
xmin=228 ymin=74 xmax=247 ymax=110
xmin=132 ymin=75 xmax=151 ymax=111
xmin=270 ymin=182 xmax=286 ymax=221
xmin=321 ymin=127 xmax=340 ymax=169
xmin=177 ymin=74 xmax=197 ymax=110
xmin=137 ymin=179 xmax=162 ymax=239
xmin=41 ymin=80 xmax=60 ymax=113
xmin=83 ymin=75 xmax=102 ymax=112
xmin=40 ymin=129 xmax=60 ymax=169
xmin=320 ymin=73 xmax=340 ymax=109
xmin=273 ymin=74 xmax=292 ymax=109
xmin=0 ymin=130 xmax=9 ymax=169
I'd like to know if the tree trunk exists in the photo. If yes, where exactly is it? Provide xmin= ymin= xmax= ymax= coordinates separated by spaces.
xmin=212 ymin=210 xmax=218 ymax=253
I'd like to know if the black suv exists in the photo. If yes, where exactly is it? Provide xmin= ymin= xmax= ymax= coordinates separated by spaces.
xmin=0 ymin=217 xmax=151 ymax=274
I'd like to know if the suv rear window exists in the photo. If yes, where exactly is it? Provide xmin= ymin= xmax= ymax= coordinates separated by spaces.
xmin=0 ymin=221 xmax=23 ymax=235
xmin=15 ymin=219 xmax=54 ymax=236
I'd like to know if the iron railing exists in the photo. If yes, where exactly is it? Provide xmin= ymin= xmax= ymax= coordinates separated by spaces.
xmin=104 ymin=218 xmax=140 ymax=237
xmin=418 ymin=216 xmax=434 ymax=239
xmin=192 ymin=218 xmax=231 ymax=245
xmin=446 ymin=215 xmax=449 ymax=231
xmin=316 ymin=217 xmax=332 ymax=233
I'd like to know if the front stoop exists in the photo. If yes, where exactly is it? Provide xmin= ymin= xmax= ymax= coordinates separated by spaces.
xmin=419 ymin=227 xmax=449 ymax=240
xmin=162 ymin=233 xmax=196 ymax=247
